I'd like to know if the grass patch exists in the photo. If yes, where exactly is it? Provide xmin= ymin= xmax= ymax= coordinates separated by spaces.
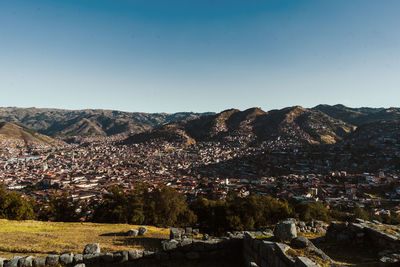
xmin=297 ymin=232 xmax=325 ymax=240
xmin=0 ymin=219 xmax=169 ymax=259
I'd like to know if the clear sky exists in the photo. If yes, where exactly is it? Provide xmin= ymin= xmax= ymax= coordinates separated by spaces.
xmin=1 ymin=0 xmax=399 ymax=113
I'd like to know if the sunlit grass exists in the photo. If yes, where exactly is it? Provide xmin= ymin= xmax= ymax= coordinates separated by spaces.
xmin=0 ymin=219 xmax=169 ymax=259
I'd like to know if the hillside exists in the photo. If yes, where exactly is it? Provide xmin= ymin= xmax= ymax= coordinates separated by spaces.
xmin=313 ymin=104 xmax=400 ymax=126
xmin=0 ymin=121 xmax=56 ymax=147
xmin=345 ymin=119 xmax=400 ymax=148
xmin=125 ymin=106 xmax=354 ymax=146
xmin=0 ymin=107 xmax=211 ymax=138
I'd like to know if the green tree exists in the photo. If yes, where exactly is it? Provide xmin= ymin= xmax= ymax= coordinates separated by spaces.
xmin=0 ymin=185 xmax=35 ymax=220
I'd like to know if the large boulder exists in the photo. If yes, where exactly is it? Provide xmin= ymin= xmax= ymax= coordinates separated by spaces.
xmin=274 ymin=219 xmax=297 ymax=242
xmin=83 ymin=243 xmax=101 ymax=254
xmin=138 ymin=226 xmax=147 ymax=236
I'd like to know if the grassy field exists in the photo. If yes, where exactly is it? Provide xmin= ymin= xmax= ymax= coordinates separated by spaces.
xmin=0 ymin=219 xmax=169 ymax=259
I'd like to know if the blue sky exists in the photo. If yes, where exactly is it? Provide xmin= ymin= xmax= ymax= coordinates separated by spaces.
xmin=1 ymin=0 xmax=399 ymax=113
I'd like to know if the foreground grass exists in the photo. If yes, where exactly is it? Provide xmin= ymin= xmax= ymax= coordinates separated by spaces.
xmin=0 ymin=219 xmax=169 ymax=259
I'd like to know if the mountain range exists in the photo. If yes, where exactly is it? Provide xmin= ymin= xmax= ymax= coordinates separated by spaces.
xmin=0 ymin=105 xmax=399 ymax=148
xmin=126 ymin=104 xmax=400 ymax=148
xmin=0 ymin=107 xmax=211 ymax=138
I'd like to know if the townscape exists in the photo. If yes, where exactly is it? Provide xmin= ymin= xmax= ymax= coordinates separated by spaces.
xmin=1 ymin=122 xmax=399 ymax=220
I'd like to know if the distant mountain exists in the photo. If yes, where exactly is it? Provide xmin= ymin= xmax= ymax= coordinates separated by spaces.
xmin=312 ymin=104 xmax=400 ymax=126
xmin=125 ymin=106 xmax=354 ymax=146
xmin=0 ymin=107 xmax=212 ymax=138
xmin=0 ymin=121 xmax=56 ymax=147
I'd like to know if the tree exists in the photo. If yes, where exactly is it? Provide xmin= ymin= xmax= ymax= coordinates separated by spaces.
xmin=0 ymin=185 xmax=35 ymax=220
xmin=146 ymin=185 xmax=196 ymax=227
xmin=40 ymin=192 xmax=81 ymax=222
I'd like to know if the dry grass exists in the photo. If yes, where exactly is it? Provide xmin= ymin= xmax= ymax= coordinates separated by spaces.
xmin=297 ymin=232 xmax=325 ymax=240
xmin=0 ymin=219 xmax=169 ymax=259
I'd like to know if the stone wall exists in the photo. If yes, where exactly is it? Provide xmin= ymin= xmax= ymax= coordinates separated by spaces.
xmin=0 ymin=221 xmax=328 ymax=267
xmin=326 ymin=219 xmax=400 ymax=265
xmin=326 ymin=220 xmax=400 ymax=251
xmin=0 ymin=238 xmax=244 ymax=267
xmin=243 ymin=232 xmax=321 ymax=267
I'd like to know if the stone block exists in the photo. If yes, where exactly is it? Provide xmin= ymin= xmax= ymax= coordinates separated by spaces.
xmin=19 ymin=256 xmax=34 ymax=267
xmin=162 ymin=239 xmax=179 ymax=251
xmin=128 ymin=250 xmax=143 ymax=260
xmin=274 ymin=220 xmax=297 ymax=242
xmin=45 ymin=255 xmax=60 ymax=267
xmin=170 ymin=228 xmax=181 ymax=240
xmin=60 ymin=253 xmax=74 ymax=265
xmin=83 ymin=243 xmax=100 ymax=255
xmin=73 ymin=254 xmax=83 ymax=264
xmin=4 ymin=257 xmax=21 ymax=267
xmin=33 ymin=257 xmax=46 ymax=267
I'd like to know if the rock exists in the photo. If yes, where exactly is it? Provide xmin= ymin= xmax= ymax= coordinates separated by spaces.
xmin=185 ymin=227 xmax=193 ymax=235
xmin=170 ymin=227 xmax=181 ymax=240
xmin=291 ymin=236 xmax=312 ymax=249
xmin=193 ymin=228 xmax=200 ymax=235
xmin=74 ymin=264 xmax=85 ymax=267
xmin=380 ymin=256 xmax=396 ymax=264
xmin=73 ymin=254 xmax=83 ymax=264
xmin=33 ymin=257 xmax=46 ymax=267
xmin=162 ymin=239 xmax=179 ymax=251
xmin=128 ymin=250 xmax=143 ymax=260
xmin=202 ymin=233 xmax=210 ymax=240
xmin=274 ymin=219 xmax=297 ymax=242
xmin=138 ymin=226 xmax=147 ymax=236
xmin=83 ymin=243 xmax=100 ymax=254
xmin=45 ymin=255 xmax=60 ymax=266
xmin=5 ymin=257 xmax=21 ymax=267
xmin=60 ymin=253 xmax=74 ymax=265
xmin=127 ymin=229 xmax=139 ymax=237
xmin=0 ymin=258 xmax=6 ymax=267
xmin=19 ymin=256 xmax=34 ymax=267
xmin=180 ymin=237 xmax=193 ymax=247
xmin=294 ymin=257 xmax=319 ymax=267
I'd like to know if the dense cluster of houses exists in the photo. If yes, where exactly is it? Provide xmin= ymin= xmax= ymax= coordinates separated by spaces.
xmin=0 ymin=137 xmax=399 ymax=216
